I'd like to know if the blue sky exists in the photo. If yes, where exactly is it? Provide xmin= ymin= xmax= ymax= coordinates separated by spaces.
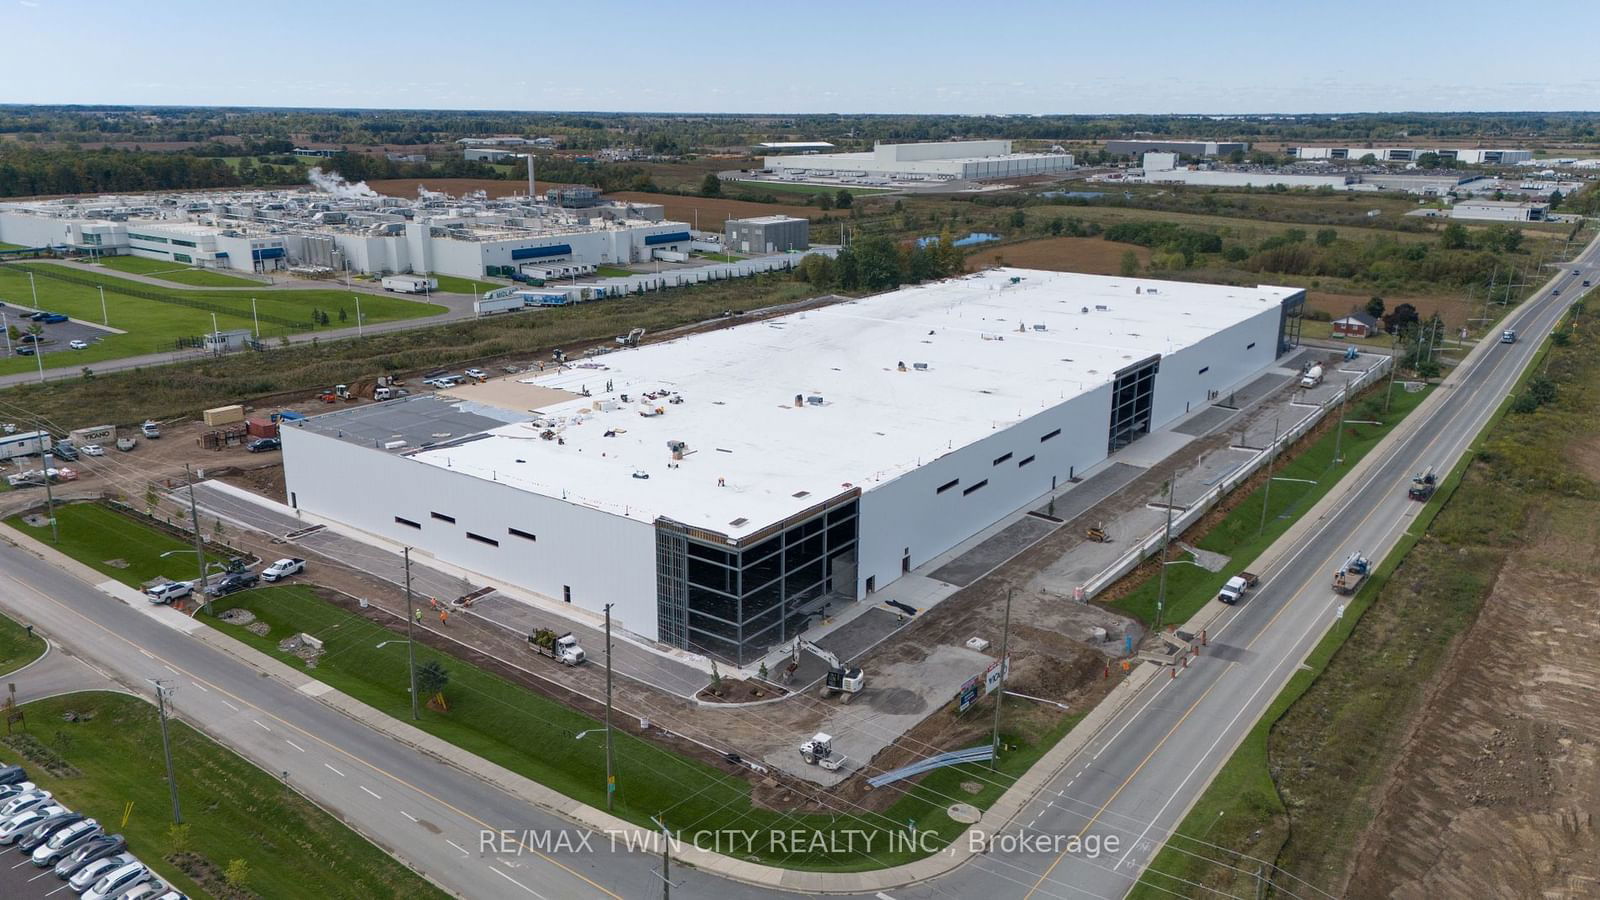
xmin=4 ymin=0 xmax=1598 ymax=114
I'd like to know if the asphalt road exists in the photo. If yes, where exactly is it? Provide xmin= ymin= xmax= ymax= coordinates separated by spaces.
xmin=956 ymin=244 xmax=1600 ymax=900
xmin=0 ymin=249 xmax=1590 ymax=900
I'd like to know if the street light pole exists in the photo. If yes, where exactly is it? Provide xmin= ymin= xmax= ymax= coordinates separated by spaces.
xmin=251 ymin=298 xmax=259 ymax=339
xmin=404 ymin=547 xmax=418 ymax=721
xmin=989 ymin=587 xmax=1013 ymax=769
xmin=27 ymin=271 xmax=38 ymax=309
xmin=1332 ymin=379 xmax=1350 ymax=466
xmin=98 ymin=285 xmax=108 ymax=326
xmin=1257 ymin=412 xmax=1281 ymax=538
xmin=37 ymin=427 xmax=57 ymax=543
xmin=151 ymin=679 xmax=183 ymax=823
xmin=1155 ymin=478 xmax=1176 ymax=632
xmin=184 ymin=464 xmax=210 ymax=615
xmin=604 ymin=603 xmax=615 ymax=812
xmin=1385 ymin=332 xmax=1398 ymax=413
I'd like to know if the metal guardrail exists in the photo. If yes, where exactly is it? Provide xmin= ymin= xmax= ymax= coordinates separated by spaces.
xmin=867 ymin=745 xmax=995 ymax=787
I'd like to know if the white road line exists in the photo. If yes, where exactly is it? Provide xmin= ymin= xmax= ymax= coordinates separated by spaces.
xmin=446 ymin=838 xmax=471 ymax=856
xmin=490 ymin=864 xmax=546 ymax=898
xmin=11 ymin=859 xmax=30 ymax=869
xmin=401 ymin=811 xmax=419 ymax=823
xmin=45 ymin=883 xmax=71 ymax=896
xmin=876 ymin=892 xmax=899 ymax=900
xmin=220 ymin=699 xmax=238 ymax=711
xmin=28 ymin=870 xmax=53 ymax=881
xmin=324 ymin=763 xmax=346 ymax=777
xmin=189 ymin=681 xmax=208 ymax=692
xmin=284 ymin=739 xmax=306 ymax=753
xmin=360 ymin=785 xmax=382 ymax=800
xmin=162 ymin=664 xmax=178 ymax=675
xmin=253 ymin=719 xmax=270 ymax=732
xmin=138 ymin=649 xmax=153 ymax=658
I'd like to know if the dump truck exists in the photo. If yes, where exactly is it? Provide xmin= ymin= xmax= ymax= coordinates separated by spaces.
xmin=1217 ymin=571 xmax=1259 ymax=604
xmin=1407 ymin=467 xmax=1437 ymax=501
xmin=1332 ymin=552 xmax=1371 ymax=595
xmin=1300 ymin=364 xmax=1324 ymax=388
xmin=528 ymin=628 xmax=586 ymax=666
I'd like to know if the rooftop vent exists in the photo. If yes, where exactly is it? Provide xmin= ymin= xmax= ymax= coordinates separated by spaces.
xmin=729 ymin=517 xmax=749 ymax=527
xmin=1095 ymin=305 xmax=1109 ymax=311
xmin=806 ymin=395 xmax=824 ymax=406
xmin=792 ymin=490 xmax=811 ymax=498
xmin=912 ymin=362 xmax=929 ymax=371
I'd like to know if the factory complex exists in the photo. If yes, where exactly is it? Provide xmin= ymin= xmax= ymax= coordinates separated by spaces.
xmin=1104 ymin=139 xmax=1250 ymax=158
xmin=0 ymin=182 xmax=693 ymax=281
xmin=762 ymin=140 xmax=1074 ymax=184
xmin=1286 ymin=146 xmax=1534 ymax=165
xmin=280 ymin=268 xmax=1305 ymax=664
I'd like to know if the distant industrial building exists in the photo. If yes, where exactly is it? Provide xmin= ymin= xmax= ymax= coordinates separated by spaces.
xmin=757 ymin=142 xmax=836 ymax=153
xmin=1287 ymin=147 xmax=1534 ymax=165
xmin=1137 ymin=154 xmax=1485 ymax=195
xmin=764 ymin=140 xmax=1073 ymax=183
xmin=725 ymin=215 xmax=809 ymax=254
xmin=0 ymin=185 xmax=692 ymax=280
xmin=280 ymin=268 xmax=1306 ymax=662
xmin=1449 ymin=200 xmax=1549 ymax=222
xmin=464 ymin=148 xmax=513 ymax=163
xmin=1106 ymin=140 xmax=1249 ymax=158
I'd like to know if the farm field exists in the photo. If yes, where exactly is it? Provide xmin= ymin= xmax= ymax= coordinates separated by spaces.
xmin=981 ymin=236 xmax=1151 ymax=275
xmin=0 ymin=263 xmax=445 ymax=375
xmin=90 ymin=255 xmax=266 ymax=287
xmin=604 ymin=191 xmax=817 ymax=228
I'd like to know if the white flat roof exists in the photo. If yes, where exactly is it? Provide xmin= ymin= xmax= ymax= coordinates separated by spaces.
xmin=398 ymin=269 xmax=1298 ymax=538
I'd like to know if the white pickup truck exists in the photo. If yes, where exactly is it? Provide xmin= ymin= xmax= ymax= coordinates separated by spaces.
xmin=1217 ymin=571 xmax=1259 ymax=604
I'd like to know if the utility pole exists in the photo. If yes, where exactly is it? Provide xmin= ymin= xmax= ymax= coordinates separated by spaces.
xmin=98 ymin=285 xmax=108 ymax=326
xmin=1155 ymin=478 xmax=1176 ymax=632
xmin=651 ymin=816 xmax=672 ymax=900
xmin=1384 ymin=331 xmax=1399 ymax=413
xmin=989 ymin=587 xmax=1013 ymax=769
xmin=35 ymin=428 xmax=58 ymax=543
xmin=184 ymin=464 xmax=210 ymax=615
xmin=1332 ymin=380 xmax=1350 ymax=466
xmin=404 ymin=548 xmax=418 ymax=721
xmin=604 ymin=603 xmax=615 ymax=812
xmin=1257 ymin=412 xmax=1281 ymax=538
xmin=151 ymin=679 xmax=182 ymax=823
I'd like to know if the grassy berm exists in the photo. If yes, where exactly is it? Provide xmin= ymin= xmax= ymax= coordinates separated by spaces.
xmin=8 ymin=273 xmax=816 ymax=430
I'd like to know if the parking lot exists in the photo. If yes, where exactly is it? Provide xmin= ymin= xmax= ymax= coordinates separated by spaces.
xmin=0 ymin=305 xmax=117 ymax=364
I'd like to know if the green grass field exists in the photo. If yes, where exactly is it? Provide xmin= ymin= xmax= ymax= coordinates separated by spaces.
xmin=0 ymin=264 xmax=445 ymax=375
xmin=5 ymin=502 xmax=227 ymax=588
xmin=0 ymin=608 xmax=46 ymax=676
xmin=5 ymin=692 xmax=445 ymax=900
xmin=201 ymin=583 xmax=1074 ymax=871
xmin=1110 ymin=382 xmax=1434 ymax=626
xmin=90 ymin=256 xmax=265 ymax=288
xmin=594 ymin=265 xmax=635 ymax=278
xmin=0 ymin=242 xmax=28 ymax=251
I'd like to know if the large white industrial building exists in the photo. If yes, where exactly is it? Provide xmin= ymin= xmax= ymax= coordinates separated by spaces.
xmin=280 ymin=268 xmax=1305 ymax=662
xmin=1286 ymin=146 xmax=1534 ymax=165
xmin=764 ymin=140 xmax=1074 ymax=183
xmin=0 ymin=186 xmax=692 ymax=281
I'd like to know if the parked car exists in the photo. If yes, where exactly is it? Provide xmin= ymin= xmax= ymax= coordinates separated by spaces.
xmin=245 ymin=437 xmax=280 ymax=453
xmin=261 ymin=558 xmax=304 ymax=582
xmin=54 ymin=834 xmax=125 ymax=879
xmin=0 ymin=780 xmax=37 ymax=801
xmin=81 ymin=860 xmax=150 ymax=900
xmin=15 ymin=346 xmax=34 ymax=355
xmin=53 ymin=832 xmax=123 ymax=878
xmin=80 ymin=444 xmax=105 ymax=456
xmin=69 ymin=340 xmax=88 ymax=350
xmin=18 ymin=810 xmax=85 ymax=853
xmin=0 ymin=789 xmax=50 ymax=818
xmin=32 ymin=818 xmax=100 ymax=866
xmin=115 ymin=437 xmax=136 ymax=452
xmin=53 ymin=443 xmax=79 ymax=461
xmin=212 ymin=572 xmax=259 ymax=596
xmin=68 ymin=853 xmax=135 ymax=892
xmin=464 ymin=367 xmax=488 ymax=380
xmin=116 ymin=880 xmax=170 ymax=900
xmin=27 ymin=311 xmax=50 ymax=321
xmin=0 ymin=805 xmax=65 ymax=844
xmin=144 ymin=582 xmax=192 ymax=605
xmin=140 ymin=421 xmax=161 ymax=439
xmin=18 ymin=333 xmax=40 ymax=343
xmin=40 ymin=314 xmax=69 ymax=324
xmin=0 ymin=764 xmax=29 ymax=786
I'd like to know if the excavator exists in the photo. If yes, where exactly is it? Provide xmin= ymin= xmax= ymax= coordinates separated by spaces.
xmin=791 ymin=639 xmax=865 ymax=703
